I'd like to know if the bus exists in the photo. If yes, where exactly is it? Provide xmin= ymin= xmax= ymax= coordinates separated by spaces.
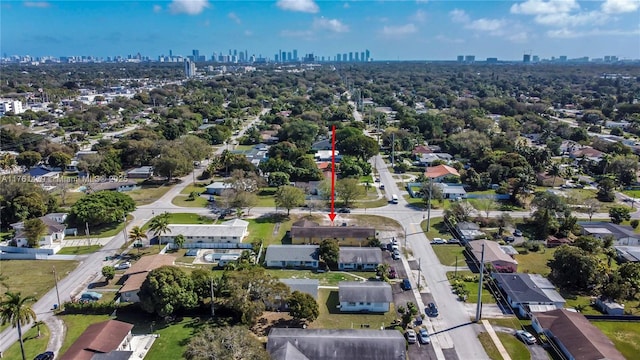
xmin=391 ymin=194 xmax=398 ymax=204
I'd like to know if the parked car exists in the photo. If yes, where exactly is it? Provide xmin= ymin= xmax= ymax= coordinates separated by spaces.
xmin=431 ymin=238 xmax=446 ymax=244
xmin=405 ymin=329 xmax=417 ymax=344
xmin=515 ymin=330 xmax=536 ymax=345
xmin=392 ymin=252 xmax=400 ymax=260
xmin=338 ymin=208 xmax=351 ymax=213
xmin=80 ymin=291 xmax=102 ymax=301
xmin=34 ymin=351 xmax=54 ymax=360
xmin=447 ymin=238 xmax=460 ymax=244
xmin=115 ymin=261 xmax=131 ymax=270
xmin=514 ymin=229 xmax=523 ymax=236
xmin=380 ymin=184 xmax=385 ymax=190
xmin=418 ymin=328 xmax=431 ymax=344
xmin=402 ymin=278 xmax=412 ymax=290
xmin=388 ymin=267 xmax=397 ymax=279
xmin=504 ymin=236 xmax=515 ymax=243
xmin=375 ymin=178 xmax=381 ymax=183
xmin=426 ymin=302 xmax=439 ymax=317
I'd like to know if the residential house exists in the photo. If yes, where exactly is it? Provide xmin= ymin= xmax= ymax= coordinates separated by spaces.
xmin=260 ymin=130 xmax=279 ymax=143
xmin=11 ymin=213 xmax=68 ymax=249
xmin=158 ymin=219 xmax=249 ymax=247
xmin=314 ymin=150 xmax=341 ymax=162
xmin=456 ymin=222 xmax=486 ymax=242
xmin=290 ymin=219 xmax=376 ymax=246
xmin=267 ymin=328 xmax=406 ymax=360
xmin=468 ymin=240 xmax=518 ymax=273
xmin=293 ymin=181 xmax=322 ymax=196
xmin=595 ymin=297 xmax=625 ymax=316
xmin=424 ymin=164 xmax=460 ymax=182
xmin=615 ymin=245 xmax=640 ymax=262
xmin=265 ymin=245 xmax=320 ymax=269
xmin=274 ymin=278 xmax=320 ymax=311
xmin=578 ymin=222 xmax=640 ymax=246
xmin=312 ymin=139 xmax=331 ymax=150
xmin=338 ymin=247 xmax=382 ymax=271
xmin=86 ymin=180 xmax=137 ymax=193
xmin=27 ymin=166 xmax=60 ymax=182
xmin=126 ymin=166 xmax=154 ymax=179
xmin=204 ymin=181 xmax=233 ymax=195
xmin=60 ymin=320 xmax=134 ymax=360
xmin=338 ymin=281 xmax=393 ymax=313
xmin=546 ymin=236 xmax=572 ymax=248
xmin=412 ymin=144 xmax=433 ymax=156
xmin=569 ymin=147 xmax=604 ymax=162
xmin=531 ymin=309 xmax=625 ymax=360
xmin=492 ymin=273 xmax=566 ymax=318
xmin=119 ymin=254 xmax=175 ymax=303
xmin=435 ymin=183 xmax=467 ymax=200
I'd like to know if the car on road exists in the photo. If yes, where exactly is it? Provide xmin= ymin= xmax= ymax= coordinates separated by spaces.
xmin=514 ymin=229 xmax=523 ymax=236
xmin=426 ymin=302 xmax=439 ymax=317
xmin=380 ymin=184 xmax=385 ymax=190
xmin=515 ymin=330 xmax=536 ymax=345
xmin=418 ymin=328 xmax=431 ymax=344
xmin=402 ymin=278 xmax=412 ymax=290
xmin=405 ymin=329 xmax=417 ymax=344
xmin=375 ymin=178 xmax=381 ymax=182
xmin=115 ymin=261 xmax=131 ymax=270
xmin=337 ymin=208 xmax=351 ymax=213
xmin=504 ymin=236 xmax=515 ymax=243
xmin=430 ymin=238 xmax=446 ymax=244
xmin=34 ymin=351 xmax=54 ymax=360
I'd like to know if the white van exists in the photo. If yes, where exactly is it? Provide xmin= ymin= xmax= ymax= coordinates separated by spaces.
xmin=391 ymin=194 xmax=399 ymax=204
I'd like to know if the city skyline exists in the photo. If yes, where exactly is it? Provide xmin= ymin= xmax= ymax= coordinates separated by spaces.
xmin=1 ymin=0 xmax=639 ymax=60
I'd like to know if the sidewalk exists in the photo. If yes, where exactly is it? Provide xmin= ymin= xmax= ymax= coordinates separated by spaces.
xmin=481 ymin=320 xmax=512 ymax=360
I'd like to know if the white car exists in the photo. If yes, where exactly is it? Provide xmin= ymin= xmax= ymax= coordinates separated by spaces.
xmin=115 ymin=261 xmax=131 ymax=270
xmin=405 ymin=329 xmax=417 ymax=344
xmin=431 ymin=238 xmax=446 ymax=244
xmin=516 ymin=330 xmax=536 ymax=345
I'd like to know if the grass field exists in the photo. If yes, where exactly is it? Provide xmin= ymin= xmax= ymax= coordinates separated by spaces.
xmin=496 ymin=332 xmax=531 ymax=360
xmin=420 ymin=217 xmax=453 ymax=241
xmin=432 ymin=245 xmax=467 ymax=267
xmin=145 ymin=317 xmax=209 ymax=360
xmin=245 ymin=213 xmax=296 ymax=246
xmin=446 ymin=271 xmax=495 ymax=304
xmin=513 ymin=247 xmax=556 ymax=276
xmin=57 ymin=245 xmax=102 ymax=255
xmin=127 ymin=184 xmax=173 ymax=205
xmin=171 ymin=195 xmax=209 ymax=208
xmin=592 ymin=321 xmax=640 ymax=359
xmin=478 ymin=332 xmax=502 ymax=360
xmin=257 ymin=187 xmax=277 ymax=208
xmin=2 ymin=322 xmax=50 ymax=360
xmin=0 ymin=260 xmax=78 ymax=298
xmin=310 ymin=289 xmax=397 ymax=329
xmin=265 ymin=269 xmax=376 ymax=286
xmin=179 ymin=183 xmax=210 ymax=195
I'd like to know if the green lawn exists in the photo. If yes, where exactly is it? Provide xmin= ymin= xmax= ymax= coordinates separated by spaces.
xmin=446 ymin=271 xmax=495 ymax=304
xmin=265 ymin=270 xmax=377 ymax=286
xmin=488 ymin=317 xmax=531 ymax=330
xmin=127 ymin=184 xmax=174 ymax=205
xmin=592 ymin=321 xmax=640 ymax=359
xmin=360 ymin=175 xmax=374 ymax=183
xmin=179 ymin=183 xmax=210 ymax=195
xmin=245 ymin=214 xmax=295 ymax=246
xmin=145 ymin=317 xmax=209 ymax=360
xmin=0 ymin=260 xmax=78 ymax=298
xmin=622 ymin=190 xmax=640 ymax=198
xmin=420 ymin=217 xmax=453 ymax=240
xmin=2 ymin=322 xmax=50 ymax=360
xmin=172 ymin=195 xmax=209 ymax=208
xmin=310 ymin=289 xmax=397 ymax=329
xmin=513 ymin=247 xmax=556 ymax=276
xmin=142 ymin=213 xmax=215 ymax=231
xmin=478 ymin=332 xmax=502 ymax=360
xmin=497 ymin=332 xmax=531 ymax=360
xmin=257 ymin=187 xmax=277 ymax=208
xmin=65 ymin=215 xmax=132 ymax=239
xmin=432 ymin=245 xmax=466 ymax=267
xmin=353 ymin=197 xmax=390 ymax=209
xmin=57 ymin=245 xmax=102 ymax=255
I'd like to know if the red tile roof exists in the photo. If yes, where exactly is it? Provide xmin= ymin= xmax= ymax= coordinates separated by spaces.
xmin=424 ymin=164 xmax=460 ymax=179
xmin=412 ymin=145 xmax=433 ymax=155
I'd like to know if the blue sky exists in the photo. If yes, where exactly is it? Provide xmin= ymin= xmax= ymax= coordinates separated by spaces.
xmin=1 ymin=0 xmax=639 ymax=60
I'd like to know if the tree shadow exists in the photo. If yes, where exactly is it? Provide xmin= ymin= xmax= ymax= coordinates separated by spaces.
xmin=254 ymin=213 xmax=289 ymax=224
xmin=326 ymin=291 xmax=341 ymax=314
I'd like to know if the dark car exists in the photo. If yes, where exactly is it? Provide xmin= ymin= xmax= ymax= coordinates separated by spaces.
xmin=34 ymin=352 xmax=54 ymax=360
xmin=388 ymin=267 xmax=397 ymax=279
xmin=338 ymin=208 xmax=351 ymax=213
xmin=514 ymin=229 xmax=523 ymax=236
xmin=426 ymin=302 xmax=439 ymax=317
xmin=402 ymin=278 xmax=412 ymax=290
xmin=504 ymin=236 xmax=515 ymax=243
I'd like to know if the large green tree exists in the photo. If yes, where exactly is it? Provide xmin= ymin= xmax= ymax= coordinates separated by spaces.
xmin=609 ymin=205 xmax=631 ymax=224
xmin=101 ymin=266 xmax=115 ymax=283
xmin=287 ymin=290 xmax=319 ymax=324
xmin=47 ymin=151 xmax=72 ymax=169
xmin=70 ymin=191 xmax=135 ymax=226
xmin=15 ymin=151 xmax=41 ymax=168
xmin=184 ymin=326 xmax=270 ymax=360
xmin=336 ymin=178 xmax=365 ymax=208
xmin=0 ymin=292 xmax=37 ymax=360
xmin=23 ymin=218 xmax=47 ymax=248
xmin=138 ymin=266 xmax=197 ymax=317
xmin=319 ymin=239 xmax=340 ymax=269
xmin=274 ymin=185 xmax=305 ymax=215
xmin=548 ymin=245 xmax=605 ymax=293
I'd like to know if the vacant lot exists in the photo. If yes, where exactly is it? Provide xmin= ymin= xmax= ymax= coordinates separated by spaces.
xmin=127 ymin=184 xmax=173 ymax=205
xmin=513 ymin=247 xmax=556 ymax=276
xmin=142 ymin=213 xmax=215 ymax=231
xmin=0 ymin=260 xmax=78 ymax=298
xmin=592 ymin=321 xmax=640 ymax=359
xmin=310 ymin=289 xmax=397 ymax=329
xmin=420 ymin=217 xmax=453 ymax=241
xmin=246 ymin=213 xmax=294 ymax=246
xmin=432 ymin=245 xmax=466 ymax=267
xmin=57 ymin=245 xmax=102 ymax=255
xmin=172 ymin=194 xmax=209 ymax=208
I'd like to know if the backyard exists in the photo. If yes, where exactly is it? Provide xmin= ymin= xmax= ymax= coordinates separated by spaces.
xmin=513 ymin=246 xmax=557 ymax=276
xmin=141 ymin=213 xmax=215 ymax=231
xmin=265 ymin=269 xmax=377 ymax=286
xmin=592 ymin=321 xmax=640 ymax=359
xmin=310 ymin=289 xmax=397 ymax=330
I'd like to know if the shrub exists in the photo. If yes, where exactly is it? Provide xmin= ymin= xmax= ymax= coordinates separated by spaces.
xmin=631 ymin=219 xmax=639 ymax=229
xmin=64 ymin=300 xmax=118 ymax=314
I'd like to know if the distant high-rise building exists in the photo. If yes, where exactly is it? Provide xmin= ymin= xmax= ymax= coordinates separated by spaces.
xmin=184 ymin=59 xmax=196 ymax=78
xmin=559 ymin=55 xmax=567 ymax=62
xmin=486 ymin=57 xmax=498 ymax=63
xmin=192 ymin=49 xmax=200 ymax=60
xmin=355 ymin=52 xmax=359 ymax=61
xmin=349 ymin=52 xmax=353 ymax=62
xmin=293 ymin=49 xmax=298 ymax=61
xmin=457 ymin=55 xmax=464 ymax=62
xmin=464 ymin=55 xmax=475 ymax=62
xmin=343 ymin=53 xmax=347 ymax=62
xmin=287 ymin=52 xmax=292 ymax=61
xmin=365 ymin=49 xmax=370 ymax=61
xmin=360 ymin=52 xmax=365 ymax=62
xmin=523 ymin=54 xmax=531 ymax=63
xmin=169 ymin=49 xmax=173 ymax=58
xmin=337 ymin=54 xmax=341 ymax=62
xmin=532 ymin=55 xmax=540 ymax=62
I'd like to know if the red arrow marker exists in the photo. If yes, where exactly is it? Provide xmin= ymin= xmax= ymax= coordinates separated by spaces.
xmin=328 ymin=125 xmax=337 ymax=222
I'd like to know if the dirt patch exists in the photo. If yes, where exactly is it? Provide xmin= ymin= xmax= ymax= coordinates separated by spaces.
xmin=251 ymin=311 xmax=299 ymax=337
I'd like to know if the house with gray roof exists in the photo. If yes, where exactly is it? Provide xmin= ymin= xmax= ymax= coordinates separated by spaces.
xmin=578 ymin=222 xmax=640 ymax=246
xmin=265 ymin=245 xmax=319 ymax=269
xmin=338 ymin=281 xmax=392 ymax=313
xmin=338 ymin=247 xmax=382 ymax=271
xmin=267 ymin=328 xmax=406 ymax=360
xmin=492 ymin=273 xmax=565 ymax=318
xmin=204 ymin=181 xmax=233 ymax=195
xmin=271 ymin=278 xmax=320 ymax=311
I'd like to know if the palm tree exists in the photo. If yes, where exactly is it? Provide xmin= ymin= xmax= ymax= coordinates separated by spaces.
xmin=33 ymin=320 xmax=44 ymax=338
xmin=0 ymin=291 xmax=37 ymax=360
xmin=548 ymin=163 xmax=562 ymax=187
xmin=174 ymin=234 xmax=185 ymax=250
xmin=128 ymin=226 xmax=148 ymax=251
xmin=148 ymin=212 xmax=171 ymax=249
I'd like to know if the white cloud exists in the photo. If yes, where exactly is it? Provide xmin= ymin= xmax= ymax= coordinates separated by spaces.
xmin=313 ymin=17 xmax=349 ymax=33
xmin=510 ymin=0 xmax=579 ymax=15
xmin=602 ymin=0 xmax=640 ymax=14
xmin=343 ymin=3 xmax=350 ymax=9
xmin=244 ymin=30 xmax=253 ymax=36
xmin=228 ymin=12 xmax=241 ymax=24
xmin=276 ymin=0 xmax=319 ymax=13
xmin=381 ymin=23 xmax=418 ymax=36
xmin=467 ymin=18 xmax=506 ymax=32
xmin=507 ymin=31 xmax=529 ymax=42
xmin=548 ymin=26 xmax=640 ymax=38
xmin=534 ymin=11 xmax=607 ymax=27
xmin=411 ymin=9 xmax=427 ymax=23
xmin=168 ymin=0 xmax=209 ymax=15
xmin=23 ymin=1 xmax=50 ymax=8
xmin=153 ymin=4 xmax=162 ymax=13
xmin=449 ymin=9 xmax=470 ymax=23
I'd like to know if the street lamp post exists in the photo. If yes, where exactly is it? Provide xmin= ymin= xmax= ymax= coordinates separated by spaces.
xmin=52 ymin=266 xmax=62 ymax=311
xmin=122 ymin=215 xmax=128 ymax=246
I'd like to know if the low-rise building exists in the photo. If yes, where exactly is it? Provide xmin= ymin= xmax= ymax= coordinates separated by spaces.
xmin=158 ymin=219 xmax=249 ymax=247
xmin=468 ymin=239 xmax=518 ymax=273
xmin=338 ymin=247 xmax=382 ymax=271
xmin=119 ymin=254 xmax=176 ymax=303
xmin=290 ymin=219 xmax=376 ymax=246
xmin=204 ymin=181 xmax=233 ymax=195
xmin=11 ymin=213 xmax=68 ymax=249
xmin=126 ymin=166 xmax=154 ymax=179
xmin=60 ymin=320 xmax=134 ymax=360
xmin=85 ymin=180 xmax=137 ymax=193
xmin=578 ymin=222 xmax=640 ymax=246
xmin=338 ymin=281 xmax=392 ymax=313
xmin=424 ymin=164 xmax=460 ymax=182
xmin=492 ymin=273 xmax=565 ymax=318
xmin=265 ymin=245 xmax=320 ymax=269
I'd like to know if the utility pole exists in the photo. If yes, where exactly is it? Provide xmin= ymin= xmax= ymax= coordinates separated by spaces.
xmin=122 ymin=215 xmax=128 ymax=246
xmin=417 ymin=258 xmax=422 ymax=289
xmin=85 ymin=222 xmax=90 ymax=247
xmin=475 ymin=244 xmax=485 ymax=323
xmin=210 ymin=277 xmax=215 ymax=317
xmin=53 ymin=266 xmax=62 ymax=311
xmin=427 ymin=176 xmax=433 ymax=231
xmin=391 ymin=132 xmax=395 ymax=167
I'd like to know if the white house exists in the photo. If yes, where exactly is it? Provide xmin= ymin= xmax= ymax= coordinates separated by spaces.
xmin=338 ymin=281 xmax=392 ymax=313
xmin=338 ymin=247 xmax=382 ymax=271
xmin=265 ymin=245 xmax=320 ymax=269
xmin=204 ymin=181 xmax=234 ymax=195
xmin=158 ymin=219 xmax=249 ymax=247
xmin=11 ymin=213 xmax=68 ymax=248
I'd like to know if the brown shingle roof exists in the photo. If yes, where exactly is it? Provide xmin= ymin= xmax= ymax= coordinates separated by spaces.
xmin=124 ymin=254 xmax=175 ymax=276
xmin=534 ymin=309 xmax=625 ymax=360
xmin=469 ymin=240 xmax=518 ymax=265
xmin=118 ymin=272 xmax=148 ymax=294
xmin=60 ymin=320 xmax=133 ymax=360
xmin=291 ymin=225 xmax=375 ymax=240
